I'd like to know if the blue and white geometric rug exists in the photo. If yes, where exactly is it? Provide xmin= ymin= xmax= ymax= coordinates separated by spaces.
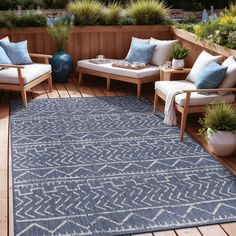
xmin=10 ymin=96 xmax=236 ymax=236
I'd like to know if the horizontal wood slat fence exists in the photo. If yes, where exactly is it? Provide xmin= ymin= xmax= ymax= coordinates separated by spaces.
xmin=1 ymin=25 xmax=236 ymax=67
xmin=0 ymin=26 xmax=171 ymax=63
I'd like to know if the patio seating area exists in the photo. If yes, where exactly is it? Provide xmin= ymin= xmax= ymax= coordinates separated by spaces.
xmin=0 ymin=1 xmax=236 ymax=236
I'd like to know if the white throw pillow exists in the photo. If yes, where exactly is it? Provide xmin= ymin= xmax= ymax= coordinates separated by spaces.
xmin=0 ymin=36 xmax=10 ymax=42
xmin=186 ymin=50 xmax=222 ymax=83
xmin=218 ymin=56 xmax=236 ymax=95
xmin=149 ymin=38 xmax=178 ymax=66
xmin=126 ymin=37 xmax=150 ymax=60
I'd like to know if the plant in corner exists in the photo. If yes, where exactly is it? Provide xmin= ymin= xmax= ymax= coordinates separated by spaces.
xmin=199 ymin=102 xmax=236 ymax=157
xmin=170 ymin=43 xmax=189 ymax=69
xmin=47 ymin=21 xmax=73 ymax=83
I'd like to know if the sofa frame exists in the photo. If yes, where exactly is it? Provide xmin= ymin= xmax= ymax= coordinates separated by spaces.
xmin=0 ymin=53 xmax=52 ymax=108
xmin=77 ymin=67 xmax=159 ymax=98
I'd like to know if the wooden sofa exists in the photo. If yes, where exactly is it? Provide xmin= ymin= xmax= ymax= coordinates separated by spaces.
xmin=77 ymin=59 xmax=160 ymax=98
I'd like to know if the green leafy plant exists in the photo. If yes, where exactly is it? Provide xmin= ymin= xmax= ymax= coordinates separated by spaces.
xmin=176 ymin=23 xmax=195 ymax=33
xmin=67 ymin=0 xmax=105 ymax=26
xmin=126 ymin=0 xmax=169 ymax=25
xmin=170 ymin=43 xmax=189 ymax=59
xmin=199 ymin=102 xmax=236 ymax=137
xmin=105 ymin=2 xmax=124 ymax=25
xmin=47 ymin=22 xmax=71 ymax=51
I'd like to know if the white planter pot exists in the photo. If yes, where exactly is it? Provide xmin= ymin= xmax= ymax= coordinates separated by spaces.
xmin=172 ymin=59 xmax=185 ymax=70
xmin=207 ymin=128 xmax=236 ymax=157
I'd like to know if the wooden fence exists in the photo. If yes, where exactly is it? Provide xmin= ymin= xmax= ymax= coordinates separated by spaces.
xmin=0 ymin=26 xmax=172 ymax=62
xmin=1 ymin=25 xmax=236 ymax=66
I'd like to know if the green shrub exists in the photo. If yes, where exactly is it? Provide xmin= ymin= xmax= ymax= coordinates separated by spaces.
xmin=0 ymin=12 xmax=47 ymax=29
xmin=67 ymin=0 xmax=105 ymax=26
xmin=105 ymin=2 xmax=124 ymax=25
xmin=176 ymin=23 xmax=195 ymax=33
xmin=170 ymin=43 xmax=189 ymax=59
xmin=16 ymin=13 xmax=47 ymax=27
xmin=126 ymin=0 xmax=169 ymax=25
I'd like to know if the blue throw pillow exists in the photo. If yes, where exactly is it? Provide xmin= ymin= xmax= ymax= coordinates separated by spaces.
xmin=0 ymin=46 xmax=11 ymax=65
xmin=195 ymin=62 xmax=228 ymax=91
xmin=0 ymin=40 xmax=32 ymax=65
xmin=127 ymin=42 xmax=156 ymax=65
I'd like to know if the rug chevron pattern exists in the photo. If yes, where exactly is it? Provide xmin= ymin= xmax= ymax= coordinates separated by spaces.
xmin=10 ymin=97 xmax=236 ymax=236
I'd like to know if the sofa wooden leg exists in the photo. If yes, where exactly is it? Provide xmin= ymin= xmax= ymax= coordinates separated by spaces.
xmin=137 ymin=83 xmax=141 ymax=99
xmin=78 ymin=72 xmax=82 ymax=85
xmin=153 ymin=90 xmax=159 ymax=114
xmin=48 ymin=74 xmax=52 ymax=92
xmin=180 ymin=92 xmax=191 ymax=141
xmin=107 ymin=78 xmax=111 ymax=91
xmin=21 ymin=89 xmax=28 ymax=108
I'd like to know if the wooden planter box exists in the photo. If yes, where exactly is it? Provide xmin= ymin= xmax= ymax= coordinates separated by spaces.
xmin=1 ymin=25 xmax=236 ymax=67
xmin=0 ymin=25 xmax=172 ymax=62
xmin=171 ymin=27 xmax=236 ymax=66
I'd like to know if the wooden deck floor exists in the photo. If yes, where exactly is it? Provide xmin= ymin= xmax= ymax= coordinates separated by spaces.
xmin=0 ymin=75 xmax=236 ymax=236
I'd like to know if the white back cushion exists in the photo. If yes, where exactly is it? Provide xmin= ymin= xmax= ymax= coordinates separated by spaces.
xmin=218 ymin=56 xmax=236 ymax=95
xmin=149 ymin=38 xmax=178 ymax=66
xmin=186 ymin=50 xmax=222 ymax=83
xmin=125 ymin=37 xmax=150 ymax=60
xmin=0 ymin=36 xmax=10 ymax=42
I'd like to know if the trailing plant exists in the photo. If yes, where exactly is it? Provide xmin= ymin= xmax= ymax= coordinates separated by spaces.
xmin=67 ymin=0 xmax=105 ymax=26
xmin=47 ymin=22 xmax=71 ymax=51
xmin=105 ymin=2 xmax=124 ymax=25
xmin=170 ymin=43 xmax=189 ymax=59
xmin=199 ymin=102 xmax=236 ymax=137
xmin=126 ymin=0 xmax=169 ymax=25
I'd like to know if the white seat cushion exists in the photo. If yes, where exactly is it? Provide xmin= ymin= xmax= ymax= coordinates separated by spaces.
xmin=78 ymin=59 xmax=160 ymax=79
xmin=0 ymin=63 xmax=51 ymax=85
xmin=155 ymin=80 xmax=235 ymax=107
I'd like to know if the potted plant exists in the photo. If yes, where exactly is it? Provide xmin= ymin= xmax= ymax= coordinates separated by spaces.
xmin=199 ymin=102 xmax=236 ymax=157
xmin=47 ymin=20 xmax=73 ymax=83
xmin=170 ymin=43 xmax=190 ymax=69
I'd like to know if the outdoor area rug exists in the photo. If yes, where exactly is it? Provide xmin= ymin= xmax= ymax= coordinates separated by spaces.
xmin=10 ymin=96 xmax=236 ymax=236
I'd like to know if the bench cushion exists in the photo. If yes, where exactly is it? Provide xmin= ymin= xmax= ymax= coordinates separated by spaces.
xmin=78 ymin=59 xmax=160 ymax=79
xmin=155 ymin=80 xmax=235 ymax=107
xmin=0 ymin=63 xmax=51 ymax=85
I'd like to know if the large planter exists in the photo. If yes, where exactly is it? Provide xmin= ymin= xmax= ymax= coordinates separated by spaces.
xmin=207 ymin=129 xmax=236 ymax=157
xmin=51 ymin=51 xmax=73 ymax=83
xmin=172 ymin=59 xmax=185 ymax=69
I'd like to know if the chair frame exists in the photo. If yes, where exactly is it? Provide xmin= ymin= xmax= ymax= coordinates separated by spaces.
xmin=0 ymin=53 xmax=52 ymax=107
xmin=153 ymin=87 xmax=236 ymax=140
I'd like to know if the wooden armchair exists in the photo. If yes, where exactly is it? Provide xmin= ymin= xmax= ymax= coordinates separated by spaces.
xmin=0 ymin=53 xmax=52 ymax=107
xmin=153 ymin=81 xmax=236 ymax=140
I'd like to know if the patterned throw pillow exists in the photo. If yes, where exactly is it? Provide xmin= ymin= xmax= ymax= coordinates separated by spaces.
xmin=0 ymin=36 xmax=11 ymax=69
xmin=127 ymin=42 xmax=156 ymax=65
xmin=0 ymin=40 xmax=32 ymax=65
xmin=0 ymin=46 xmax=12 ymax=65
xmin=125 ymin=37 xmax=150 ymax=60
xmin=195 ymin=61 xmax=228 ymax=92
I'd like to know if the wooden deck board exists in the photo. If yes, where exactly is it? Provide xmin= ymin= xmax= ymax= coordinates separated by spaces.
xmin=1 ymin=76 xmax=236 ymax=236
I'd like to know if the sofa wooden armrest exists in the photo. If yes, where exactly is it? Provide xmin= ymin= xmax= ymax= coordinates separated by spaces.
xmin=0 ymin=64 xmax=24 ymax=69
xmin=29 ymin=53 xmax=52 ymax=64
xmin=183 ymin=88 xmax=236 ymax=94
